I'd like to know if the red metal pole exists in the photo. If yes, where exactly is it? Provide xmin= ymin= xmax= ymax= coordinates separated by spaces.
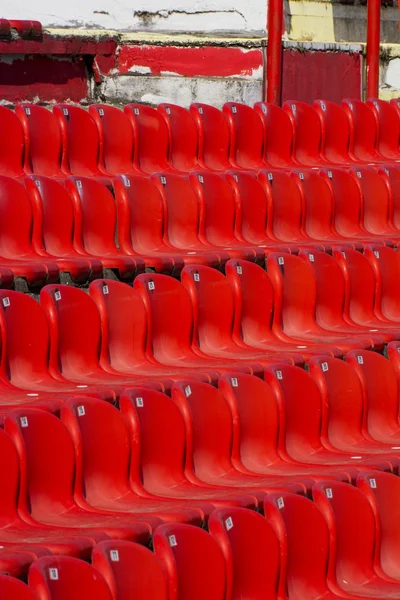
xmin=366 ymin=0 xmax=380 ymax=98
xmin=266 ymin=0 xmax=284 ymax=104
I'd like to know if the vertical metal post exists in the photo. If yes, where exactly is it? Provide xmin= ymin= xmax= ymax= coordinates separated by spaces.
xmin=366 ymin=0 xmax=380 ymax=98
xmin=266 ymin=0 xmax=284 ymax=104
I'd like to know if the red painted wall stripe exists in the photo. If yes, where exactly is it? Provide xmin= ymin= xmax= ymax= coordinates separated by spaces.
xmin=118 ymin=45 xmax=263 ymax=77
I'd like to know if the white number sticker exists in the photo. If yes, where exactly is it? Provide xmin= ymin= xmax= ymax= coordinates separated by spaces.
xmin=357 ymin=356 xmax=364 ymax=365
xmin=276 ymin=370 xmax=283 ymax=380
xmin=369 ymin=478 xmax=377 ymax=489
xmin=321 ymin=362 xmax=329 ymax=372
xmin=169 ymin=535 xmax=177 ymax=547
xmin=49 ymin=568 xmax=59 ymax=580
xmin=62 ymin=108 xmax=69 ymax=116
xmin=55 ymin=291 xmax=61 ymax=302
xmin=2 ymin=297 xmax=10 ymax=308
xmin=99 ymin=108 xmax=104 ymax=116
xmin=103 ymin=285 xmax=109 ymax=295
xmin=309 ymin=254 xmax=314 ymax=262
xmin=326 ymin=488 xmax=333 ymax=498
xmin=185 ymin=385 xmax=192 ymax=398
xmin=136 ymin=397 xmax=144 ymax=407
xmin=148 ymin=281 xmax=155 ymax=291
xmin=77 ymin=406 xmax=85 ymax=417
xmin=231 ymin=377 xmax=238 ymax=387
xmin=110 ymin=550 xmax=119 ymax=561
xmin=277 ymin=497 xmax=284 ymax=509
xmin=193 ymin=273 xmax=200 ymax=282
xmin=20 ymin=416 xmax=28 ymax=428
xmin=225 ymin=517 xmax=233 ymax=531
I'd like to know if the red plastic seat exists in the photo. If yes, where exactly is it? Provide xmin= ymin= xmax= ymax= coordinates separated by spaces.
xmin=124 ymin=104 xmax=171 ymax=174
xmin=264 ymin=492 xmax=341 ymax=600
xmin=313 ymin=99 xmax=354 ymax=165
xmin=40 ymin=283 xmax=166 ymax=393
xmin=60 ymin=396 xmax=203 ymax=526
xmin=120 ymin=387 xmax=257 ymax=510
xmin=342 ymin=98 xmax=389 ymax=164
xmin=367 ymin=98 xmax=400 ymax=161
xmin=113 ymin=174 xmax=184 ymax=273
xmin=171 ymin=380 xmax=306 ymax=502
xmin=0 ymin=177 xmax=59 ymax=286
xmin=181 ymin=264 xmax=300 ymax=368
xmin=150 ymin=172 xmax=227 ymax=267
xmin=209 ymin=507 xmax=283 ymax=600
xmin=29 ymin=555 xmax=112 ymax=600
xmin=254 ymin=102 xmax=295 ymax=168
xmin=25 ymin=176 xmax=102 ymax=284
xmin=53 ymin=104 xmax=112 ymax=186
xmin=4 ymin=408 xmax=152 ymax=541
xmin=0 ymin=106 xmax=25 ymax=179
xmin=223 ymin=102 xmax=266 ymax=170
xmin=88 ymin=104 xmax=137 ymax=176
xmin=15 ymin=104 xmax=65 ymax=179
xmin=190 ymin=103 xmax=231 ymax=171
xmin=190 ymin=171 xmax=264 ymax=262
xmin=347 ymin=349 xmax=400 ymax=445
xmin=380 ymin=166 xmax=400 ymax=230
xmin=283 ymin=100 xmax=325 ymax=166
xmin=267 ymin=252 xmax=373 ymax=353
xmin=9 ymin=20 xmax=42 ymax=38
xmin=333 ymin=247 xmax=400 ymax=340
xmin=364 ymin=244 xmax=400 ymax=323
xmin=159 ymin=103 xmax=200 ymax=172
xmin=154 ymin=523 xmax=226 ymax=600
xmin=92 ymin=540 xmax=168 ymax=600
xmin=65 ymin=177 xmax=145 ymax=280
xmin=225 ymin=258 xmax=339 ymax=360
xmin=0 ymin=575 xmax=37 ymax=599
xmin=313 ymin=480 xmax=400 ymax=597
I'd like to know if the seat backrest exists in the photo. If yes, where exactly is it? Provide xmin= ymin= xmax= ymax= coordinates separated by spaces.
xmin=342 ymin=98 xmax=378 ymax=161
xmin=309 ymin=355 xmax=365 ymax=448
xmin=89 ymin=279 xmax=148 ymax=371
xmin=264 ymin=364 xmax=324 ymax=460
xmin=381 ymin=166 xmax=400 ymax=229
xmin=0 ymin=429 xmax=21 ymax=526
xmin=226 ymin=171 xmax=268 ymax=244
xmin=29 ymin=555 xmax=112 ymax=600
xmin=218 ymin=373 xmax=281 ymax=468
xmin=4 ymin=408 xmax=76 ymax=520
xmin=367 ymin=98 xmax=400 ymax=159
xmin=0 ymin=290 xmax=51 ymax=385
xmin=151 ymin=173 xmax=201 ymax=249
xmin=124 ymin=104 xmax=169 ymax=174
xmin=0 ymin=176 xmax=35 ymax=256
xmin=294 ymin=169 xmax=334 ymax=239
xmin=209 ymin=507 xmax=282 ymax=600
xmin=313 ymin=480 xmax=377 ymax=588
xmin=159 ymin=104 xmax=199 ymax=172
xmin=313 ymin=100 xmax=350 ymax=164
xmin=254 ymin=103 xmax=293 ymax=167
xmin=134 ymin=273 xmax=194 ymax=362
xmin=0 ymin=575 xmax=37 ymax=600
xmin=299 ymin=249 xmax=346 ymax=330
xmin=283 ymin=101 xmax=322 ymax=165
xmin=154 ymin=523 xmax=226 ymax=600
xmin=267 ymin=253 xmax=318 ymax=335
xmin=190 ymin=103 xmax=231 ymax=170
xmin=0 ymin=106 xmax=25 ymax=178
xmin=350 ymin=167 xmax=391 ymax=235
xmin=15 ymin=104 xmax=63 ymax=177
xmin=53 ymin=104 xmax=101 ymax=176
xmin=92 ymin=540 xmax=168 ymax=600
xmin=40 ymin=284 xmax=102 ymax=378
xmin=347 ymin=350 xmax=400 ymax=440
xmin=181 ymin=265 xmax=235 ymax=351
xmin=320 ymin=168 xmax=363 ymax=237
xmin=259 ymin=170 xmax=303 ymax=242
xmin=172 ymin=381 xmax=235 ymax=481
xmin=223 ymin=103 xmax=264 ymax=169
xmin=357 ymin=470 xmax=400 ymax=580
xmin=65 ymin=177 xmax=119 ymax=255
xmin=119 ymin=388 xmax=189 ymax=495
xmin=264 ymin=493 xmax=332 ymax=599
xmin=225 ymin=259 xmax=275 ymax=345
xmin=190 ymin=171 xmax=236 ymax=245
xmin=364 ymin=245 xmax=400 ymax=321
xmin=61 ymin=397 xmax=131 ymax=505
xmin=89 ymin=104 xmax=135 ymax=175
xmin=25 ymin=176 xmax=76 ymax=256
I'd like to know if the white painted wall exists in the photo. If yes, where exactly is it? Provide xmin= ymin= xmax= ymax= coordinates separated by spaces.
xmin=2 ymin=0 xmax=267 ymax=33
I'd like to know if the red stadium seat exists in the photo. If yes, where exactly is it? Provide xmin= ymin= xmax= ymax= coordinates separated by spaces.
xmin=367 ymin=98 xmax=400 ymax=161
xmin=379 ymin=166 xmax=400 ymax=230
xmin=0 ymin=106 xmax=25 ymax=179
xmin=0 ymin=575 xmax=37 ymax=599
xmin=313 ymin=99 xmax=353 ymax=165
xmin=4 ymin=408 xmax=152 ymax=541
xmin=283 ymin=100 xmax=324 ymax=167
xmin=159 ymin=103 xmax=200 ymax=172
xmin=124 ymin=104 xmax=171 ymax=174
xmin=223 ymin=102 xmax=266 ymax=170
xmin=89 ymin=104 xmax=137 ymax=176
xmin=209 ymin=507 xmax=283 ymax=600
xmin=25 ymin=176 xmax=102 ymax=284
xmin=364 ymin=244 xmax=400 ymax=323
xmin=15 ymin=104 xmax=65 ymax=180
xmin=120 ymin=387 xmax=257 ymax=510
xmin=92 ymin=540 xmax=168 ymax=600
xmin=254 ymin=102 xmax=295 ymax=168
xmin=53 ymin=104 xmax=111 ymax=186
xmin=313 ymin=480 xmax=400 ymax=597
xmin=65 ymin=177 xmax=145 ymax=280
xmin=342 ymin=98 xmax=389 ymax=164
xmin=29 ymin=555 xmax=112 ymax=600
xmin=154 ymin=523 xmax=226 ymax=600
xmin=190 ymin=103 xmax=231 ymax=171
